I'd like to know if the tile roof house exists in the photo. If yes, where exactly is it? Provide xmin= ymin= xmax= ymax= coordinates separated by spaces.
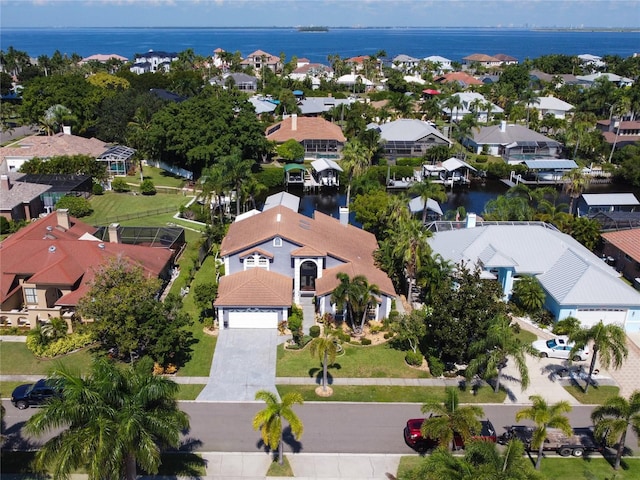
xmin=240 ymin=50 xmax=282 ymax=76
xmin=0 ymin=130 xmax=110 ymax=173
xmin=370 ymin=119 xmax=451 ymax=158
xmin=0 ymin=174 xmax=50 ymax=221
xmin=493 ymin=53 xmax=518 ymax=65
xmin=215 ymin=205 xmax=396 ymax=329
xmin=80 ymin=53 xmax=128 ymax=65
xmin=464 ymin=121 xmax=562 ymax=163
xmin=596 ymin=119 xmax=640 ymax=150
xmin=0 ymin=210 xmax=176 ymax=330
xmin=462 ymin=54 xmax=501 ymax=68
xmin=428 ymin=220 xmax=640 ymax=332
xmin=601 ymin=228 xmax=640 ymax=286
xmin=288 ymin=63 xmax=334 ymax=82
xmin=434 ymin=72 xmax=482 ymax=87
xmin=266 ymin=115 xmax=346 ymax=160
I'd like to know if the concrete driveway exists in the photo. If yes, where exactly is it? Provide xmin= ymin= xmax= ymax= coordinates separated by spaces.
xmin=197 ymin=329 xmax=279 ymax=402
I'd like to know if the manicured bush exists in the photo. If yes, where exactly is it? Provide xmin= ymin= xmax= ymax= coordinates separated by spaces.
xmin=0 ymin=216 xmax=10 ymax=234
xmin=383 ymin=332 xmax=393 ymax=340
xmin=140 ymin=179 xmax=156 ymax=195
xmin=55 ymin=196 xmax=93 ymax=217
xmin=288 ymin=313 xmax=303 ymax=344
xmin=361 ymin=337 xmax=372 ymax=346
xmin=111 ymin=177 xmax=130 ymax=192
xmin=309 ymin=325 xmax=321 ymax=338
xmin=405 ymin=351 xmax=424 ymax=366
xmin=427 ymin=355 xmax=444 ymax=376
xmin=92 ymin=182 xmax=104 ymax=195
xmin=474 ymin=155 xmax=488 ymax=163
xmin=26 ymin=332 xmax=94 ymax=358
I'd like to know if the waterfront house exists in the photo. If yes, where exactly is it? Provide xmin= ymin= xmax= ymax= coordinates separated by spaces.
xmin=596 ymin=119 xmax=640 ymax=150
xmin=493 ymin=53 xmax=518 ymax=65
xmin=370 ymin=119 xmax=451 ymax=158
xmin=464 ymin=121 xmax=562 ymax=162
xmin=210 ymin=73 xmax=258 ymax=92
xmin=288 ymin=63 xmax=334 ymax=83
xmin=462 ymin=54 xmax=501 ymax=68
xmin=0 ymin=210 xmax=179 ymax=330
xmin=240 ymin=50 xmax=281 ymax=76
xmin=428 ymin=219 xmax=640 ymax=332
xmin=392 ymin=54 xmax=421 ymax=73
xmin=601 ymin=228 xmax=640 ymax=287
xmin=577 ymin=193 xmax=640 ymax=218
xmin=297 ymin=96 xmax=356 ymax=116
xmin=215 ymin=203 xmax=396 ymax=328
xmin=130 ymin=50 xmax=177 ymax=74
xmin=265 ymin=114 xmax=346 ymax=160
xmin=423 ymin=55 xmax=453 ymax=73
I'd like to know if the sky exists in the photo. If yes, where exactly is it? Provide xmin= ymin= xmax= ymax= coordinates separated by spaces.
xmin=1 ymin=0 xmax=638 ymax=29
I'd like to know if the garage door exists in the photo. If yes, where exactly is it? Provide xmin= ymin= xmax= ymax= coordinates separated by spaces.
xmin=227 ymin=310 xmax=278 ymax=329
xmin=576 ymin=309 xmax=627 ymax=328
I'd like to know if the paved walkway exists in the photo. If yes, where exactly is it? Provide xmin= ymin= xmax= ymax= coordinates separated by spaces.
xmin=197 ymin=329 xmax=279 ymax=402
xmin=300 ymin=295 xmax=316 ymax=334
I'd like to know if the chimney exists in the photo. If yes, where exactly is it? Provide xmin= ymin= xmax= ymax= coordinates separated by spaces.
xmin=291 ymin=114 xmax=297 ymax=131
xmin=62 ymin=125 xmax=72 ymax=135
xmin=108 ymin=223 xmax=120 ymax=243
xmin=56 ymin=208 xmax=71 ymax=230
xmin=466 ymin=212 xmax=477 ymax=229
xmin=0 ymin=175 xmax=11 ymax=191
xmin=339 ymin=206 xmax=349 ymax=225
xmin=500 ymin=120 xmax=507 ymax=133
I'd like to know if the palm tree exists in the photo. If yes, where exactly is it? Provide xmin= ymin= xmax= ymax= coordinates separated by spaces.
xmin=515 ymin=395 xmax=573 ymax=470
xmin=443 ymin=94 xmax=463 ymax=138
xmin=410 ymin=178 xmax=447 ymax=224
xmin=309 ymin=331 xmax=338 ymax=394
xmin=253 ymin=390 xmax=304 ymax=465
xmin=340 ymin=139 xmax=370 ymax=206
xmin=466 ymin=315 xmax=538 ymax=394
xmin=469 ymin=97 xmax=484 ymax=122
xmin=393 ymin=216 xmax=432 ymax=299
xmin=591 ymin=390 xmax=640 ymax=470
xmin=41 ymin=104 xmax=74 ymax=135
xmin=330 ymin=272 xmax=362 ymax=330
xmin=511 ymin=275 xmax=546 ymax=314
xmin=520 ymin=89 xmax=540 ymax=127
xmin=569 ymin=320 xmax=628 ymax=393
xmin=420 ymin=387 xmax=484 ymax=451
xmin=562 ymin=168 xmax=591 ymax=215
xmin=24 ymin=358 xmax=189 ymax=480
xmin=352 ymin=277 xmax=381 ymax=334
xmin=217 ymin=151 xmax=254 ymax=216
xmin=40 ymin=317 xmax=68 ymax=340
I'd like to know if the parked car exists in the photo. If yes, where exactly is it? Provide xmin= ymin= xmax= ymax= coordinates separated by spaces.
xmin=532 ymin=336 xmax=588 ymax=361
xmin=11 ymin=379 xmax=61 ymax=409
xmin=404 ymin=417 xmax=497 ymax=451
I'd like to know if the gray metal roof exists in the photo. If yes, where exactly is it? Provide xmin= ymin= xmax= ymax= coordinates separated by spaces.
xmin=263 ymin=191 xmax=300 ymax=213
xmin=408 ymin=196 xmax=443 ymax=216
xmin=524 ymin=159 xmax=578 ymax=170
xmin=581 ymin=193 xmax=640 ymax=207
xmin=377 ymin=119 xmax=450 ymax=144
xmin=429 ymin=223 xmax=640 ymax=307
xmin=298 ymin=97 xmax=354 ymax=115
xmin=311 ymin=158 xmax=343 ymax=173
xmin=442 ymin=157 xmax=477 ymax=172
xmin=471 ymin=123 xmax=559 ymax=146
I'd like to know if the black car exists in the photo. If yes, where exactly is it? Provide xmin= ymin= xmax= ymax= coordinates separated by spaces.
xmin=11 ymin=379 xmax=61 ymax=409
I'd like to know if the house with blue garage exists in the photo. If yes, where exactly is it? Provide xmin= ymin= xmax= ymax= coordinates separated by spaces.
xmin=428 ymin=216 xmax=640 ymax=332
xmin=215 ymin=195 xmax=396 ymax=328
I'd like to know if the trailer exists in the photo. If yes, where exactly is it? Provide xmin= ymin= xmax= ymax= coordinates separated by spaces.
xmin=499 ymin=425 xmax=604 ymax=457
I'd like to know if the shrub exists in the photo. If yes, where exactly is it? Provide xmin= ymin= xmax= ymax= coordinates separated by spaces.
xmin=288 ymin=313 xmax=303 ymax=344
xmin=254 ymin=167 xmax=284 ymax=188
xmin=140 ymin=179 xmax=156 ymax=195
xmin=26 ymin=332 xmax=94 ymax=358
xmin=474 ymin=155 xmax=488 ymax=163
xmin=427 ymin=355 xmax=444 ymax=376
xmin=383 ymin=332 xmax=393 ymax=339
xmin=361 ymin=337 xmax=372 ymax=346
xmin=336 ymin=330 xmax=351 ymax=343
xmin=111 ymin=177 xmax=130 ymax=192
xmin=309 ymin=325 xmax=321 ymax=338
xmin=55 ymin=196 xmax=93 ymax=217
xmin=405 ymin=351 xmax=424 ymax=366
xmin=92 ymin=182 xmax=104 ymax=195
xmin=0 ymin=216 xmax=10 ymax=234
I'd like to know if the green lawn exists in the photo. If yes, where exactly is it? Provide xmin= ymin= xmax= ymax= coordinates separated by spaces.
xmin=564 ymin=385 xmax=620 ymax=405
xmin=82 ymin=191 xmax=191 ymax=225
xmin=125 ymin=165 xmax=188 ymax=189
xmin=276 ymin=385 xmax=506 ymax=403
xmin=0 ymin=342 xmax=94 ymax=375
xmin=276 ymin=342 xmax=431 ymax=378
xmin=266 ymin=456 xmax=294 ymax=477
xmin=515 ymin=329 xmax=537 ymax=344
xmin=396 ymin=456 xmax=640 ymax=480
xmin=175 ymin=384 xmax=206 ymax=400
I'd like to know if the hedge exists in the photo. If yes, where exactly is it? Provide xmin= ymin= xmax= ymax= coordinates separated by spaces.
xmin=26 ymin=332 xmax=95 ymax=358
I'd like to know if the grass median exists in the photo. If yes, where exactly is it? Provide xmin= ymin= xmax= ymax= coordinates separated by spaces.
xmin=276 ymin=384 xmax=506 ymax=403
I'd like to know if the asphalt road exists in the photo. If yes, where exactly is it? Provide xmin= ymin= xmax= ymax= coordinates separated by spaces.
xmin=4 ymin=400 xmax=620 ymax=454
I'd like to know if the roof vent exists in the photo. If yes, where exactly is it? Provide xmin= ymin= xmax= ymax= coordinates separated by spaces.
xmin=46 ymin=226 xmax=53 ymax=231
xmin=48 ymin=245 xmax=56 ymax=253
xmin=98 ymin=243 xmax=105 ymax=249
xmin=276 ymin=213 xmax=281 ymax=222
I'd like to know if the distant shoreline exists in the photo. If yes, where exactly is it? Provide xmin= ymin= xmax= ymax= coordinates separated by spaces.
xmin=3 ymin=26 xmax=640 ymax=32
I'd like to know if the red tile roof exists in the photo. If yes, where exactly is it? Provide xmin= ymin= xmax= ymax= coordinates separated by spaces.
xmin=220 ymin=207 xmax=395 ymax=296
xmin=266 ymin=116 xmax=346 ymax=143
xmin=602 ymin=229 xmax=640 ymax=263
xmin=0 ymin=133 xmax=109 ymax=164
xmin=435 ymin=72 xmax=482 ymax=85
xmin=0 ymin=212 xmax=172 ymax=305
xmin=214 ymin=268 xmax=292 ymax=307
xmin=463 ymin=53 xmax=500 ymax=62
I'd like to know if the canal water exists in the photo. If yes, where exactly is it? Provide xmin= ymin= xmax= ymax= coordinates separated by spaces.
xmin=279 ymin=179 xmax=640 ymax=222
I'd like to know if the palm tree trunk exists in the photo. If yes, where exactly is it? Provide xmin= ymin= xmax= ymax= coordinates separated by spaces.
xmin=125 ymin=453 xmax=137 ymax=480
xmin=322 ymin=350 xmax=328 ymax=392
xmin=536 ymin=442 xmax=544 ymax=470
xmin=359 ymin=306 xmax=368 ymax=333
xmin=614 ymin=430 xmax=627 ymax=470
xmin=494 ymin=368 xmax=502 ymax=393
xmin=278 ymin=432 xmax=284 ymax=465
xmin=422 ymin=204 xmax=428 ymax=224
xmin=584 ymin=347 xmax=598 ymax=393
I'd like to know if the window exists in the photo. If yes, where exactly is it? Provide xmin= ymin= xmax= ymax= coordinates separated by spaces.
xmin=273 ymin=237 xmax=282 ymax=247
xmin=24 ymin=288 xmax=38 ymax=304
xmin=244 ymin=255 xmax=269 ymax=270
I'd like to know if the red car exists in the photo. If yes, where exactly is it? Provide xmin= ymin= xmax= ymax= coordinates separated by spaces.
xmin=404 ymin=418 xmax=497 ymax=451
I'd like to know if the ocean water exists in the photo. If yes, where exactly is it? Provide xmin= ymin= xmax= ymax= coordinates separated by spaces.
xmin=2 ymin=27 xmax=639 ymax=63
